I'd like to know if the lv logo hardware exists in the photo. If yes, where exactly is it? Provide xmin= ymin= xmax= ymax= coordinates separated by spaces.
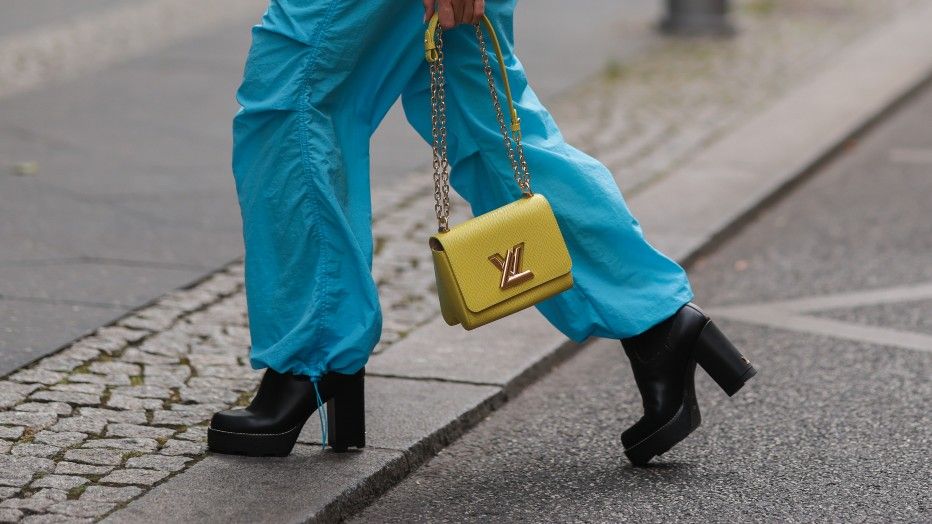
xmin=488 ymin=242 xmax=535 ymax=290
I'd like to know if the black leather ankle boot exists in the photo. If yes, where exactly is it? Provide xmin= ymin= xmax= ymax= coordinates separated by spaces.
xmin=620 ymin=303 xmax=756 ymax=466
xmin=207 ymin=367 xmax=365 ymax=457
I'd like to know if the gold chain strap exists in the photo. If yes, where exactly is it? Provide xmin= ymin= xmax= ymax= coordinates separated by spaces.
xmin=428 ymin=29 xmax=451 ymax=232
xmin=427 ymin=15 xmax=533 ymax=233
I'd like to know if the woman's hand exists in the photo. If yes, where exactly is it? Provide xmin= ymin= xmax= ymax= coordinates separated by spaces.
xmin=423 ymin=0 xmax=485 ymax=29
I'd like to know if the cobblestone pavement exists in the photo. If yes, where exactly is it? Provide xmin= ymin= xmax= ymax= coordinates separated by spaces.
xmin=0 ymin=1 xmax=927 ymax=521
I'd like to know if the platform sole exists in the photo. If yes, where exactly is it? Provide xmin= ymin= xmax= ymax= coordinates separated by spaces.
xmin=207 ymin=424 xmax=302 ymax=457
xmin=623 ymin=361 xmax=702 ymax=467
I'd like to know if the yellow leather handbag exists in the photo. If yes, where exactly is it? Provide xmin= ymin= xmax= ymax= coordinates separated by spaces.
xmin=424 ymin=14 xmax=573 ymax=330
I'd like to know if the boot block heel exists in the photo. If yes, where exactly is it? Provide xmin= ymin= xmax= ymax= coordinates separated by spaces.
xmin=327 ymin=368 xmax=366 ymax=452
xmin=694 ymin=321 xmax=757 ymax=397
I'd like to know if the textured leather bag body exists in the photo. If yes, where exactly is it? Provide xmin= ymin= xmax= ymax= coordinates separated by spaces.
xmin=424 ymin=14 xmax=573 ymax=330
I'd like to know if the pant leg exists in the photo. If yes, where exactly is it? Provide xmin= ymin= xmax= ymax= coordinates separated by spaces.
xmin=401 ymin=3 xmax=693 ymax=341
xmin=232 ymin=0 xmax=425 ymax=380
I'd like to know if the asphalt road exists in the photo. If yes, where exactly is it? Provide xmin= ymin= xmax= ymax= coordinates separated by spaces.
xmin=0 ymin=1 xmax=659 ymax=374
xmin=352 ymin=83 xmax=932 ymax=521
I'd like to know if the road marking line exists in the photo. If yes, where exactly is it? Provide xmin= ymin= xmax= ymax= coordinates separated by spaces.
xmin=717 ymin=281 xmax=932 ymax=313
xmin=710 ymin=306 xmax=932 ymax=353
xmin=0 ymin=0 xmax=265 ymax=100
xmin=708 ymin=282 xmax=932 ymax=353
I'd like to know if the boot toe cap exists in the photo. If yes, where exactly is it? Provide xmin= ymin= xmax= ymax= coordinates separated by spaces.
xmin=210 ymin=408 xmax=274 ymax=435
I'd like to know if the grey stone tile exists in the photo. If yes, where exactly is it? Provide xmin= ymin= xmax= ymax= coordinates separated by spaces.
xmin=46 ymin=500 xmax=116 ymax=519
xmin=54 ymin=462 xmax=115 ymax=476
xmin=0 ymin=456 xmax=54 ymax=487
xmin=0 ymin=381 xmax=43 ymax=396
xmin=0 ymin=473 xmax=32 ymax=490
xmin=142 ymin=364 xmax=191 ymax=378
xmin=77 ymin=408 xmax=146 ymax=424
xmin=62 ymin=449 xmax=124 ymax=466
xmin=0 ymin=411 xmax=57 ymax=430
xmin=150 ymin=410 xmax=207 ymax=427
xmin=33 ymin=430 xmax=86 ymax=448
xmin=185 ymin=376 xmax=252 ymax=392
xmin=106 ymin=424 xmax=174 ymax=440
xmin=68 ymin=373 xmax=132 ymax=387
xmin=34 ymin=431 xmax=87 ymax=448
xmin=16 ymin=401 xmax=73 ymax=416
xmin=119 ymin=312 xmax=177 ymax=333
xmin=118 ymin=349 xmax=179 ymax=366
xmin=137 ymin=374 xmax=186 ymax=389
xmin=95 ymin=327 xmax=148 ymax=346
xmin=50 ymin=383 xmax=105 ymax=395
xmin=10 ymin=444 xmax=60 ymax=458
xmin=194 ymin=366 xmax=255 ymax=380
xmin=137 ymin=336 xmax=189 ymax=358
xmin=21 ymin=514 xmax=92 ymax=524
xmin=9 ymin=369 xmax=66 ymax=385
xmin=82 ymin=438 xmax=158 ymax=453
xmin=79 ymin=335 xmax=127 ymax=357
xmin=69 ymin=373 xmax=132 ymax=387
xmin=56 ymin=347 xmax=101 ymax=363
xmin=0 ymin=508 xmax=23 ymax=523
xmin=87 ymin=362 xmax=141 ymax=376
xmin=0 ymin=381 xmax=40 ymax=409
xmin=368 ymin=309 xmax=569 ymax=385
xmin=0 ymin=493 xmax=56 ymax=512
xmin=30 ymin=475 xmax=88 ymax=490
xmin=50 ymin=416 xmax=106 ymax=435
xmin=30 ymin=390 xmax=100 ymax=406
xmin=105 ymin=394 xmax=163 ymax=411
xmin=98 ymin=468 xmax=169 ymax=486
xmin=0 ymin=427 xmax=25 ymax=440
xmin=31 ymin=489 xmax=67 ymax=503
xmin=174 ymin=426 xmax=207 ymax=442
xmin=177 ymin=386 xmax=238 ymax=405
xmin=80 ymin=485 xmax=142 ymax=504
xmin=124 ymin=455 xmax=190 ymax=472
xmin=35 ymin=356 xmax=86 ymax=373
xmin=157 ymin=440 xmax=205 ymax=457
xmin=109 ymin=386 xmax=171 ymax=400
xmin=170 ymin=403 xmax=225 ymax=415
xmin=186 ymin=355 xmax=239 ymax=367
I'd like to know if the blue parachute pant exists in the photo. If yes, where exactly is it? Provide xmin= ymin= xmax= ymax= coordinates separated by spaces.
xmin=231 ymin=0 xmax=694 ymax=381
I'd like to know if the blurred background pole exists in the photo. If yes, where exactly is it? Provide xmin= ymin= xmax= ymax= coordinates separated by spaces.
xmin=660 ymin=0 xmax=736 ymax=36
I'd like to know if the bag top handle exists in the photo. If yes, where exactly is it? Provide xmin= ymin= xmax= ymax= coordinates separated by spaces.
xmin=425 ymin=14 xmax=521 ymax=138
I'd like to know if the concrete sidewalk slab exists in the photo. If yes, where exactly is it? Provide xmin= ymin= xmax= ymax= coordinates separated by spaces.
xmin=367 ymin=308 xmax=576 ymax=387
xmin=0 ymin=0 xmax=264 ymax=100
xmin=105 ymin=446 xmax=406 ymax=524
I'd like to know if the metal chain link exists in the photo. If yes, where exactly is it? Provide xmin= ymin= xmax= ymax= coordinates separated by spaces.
xmin=429 ymin=29 xmax=451 ymax=232
xmin=428 ymin=21 xmax=532 ymax=232
xmin=475 ymin=23 xmax=532 ymax=195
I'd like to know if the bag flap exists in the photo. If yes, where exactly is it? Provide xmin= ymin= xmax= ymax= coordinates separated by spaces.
xmin=430 ymin=194 xmax=572 ymax=313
